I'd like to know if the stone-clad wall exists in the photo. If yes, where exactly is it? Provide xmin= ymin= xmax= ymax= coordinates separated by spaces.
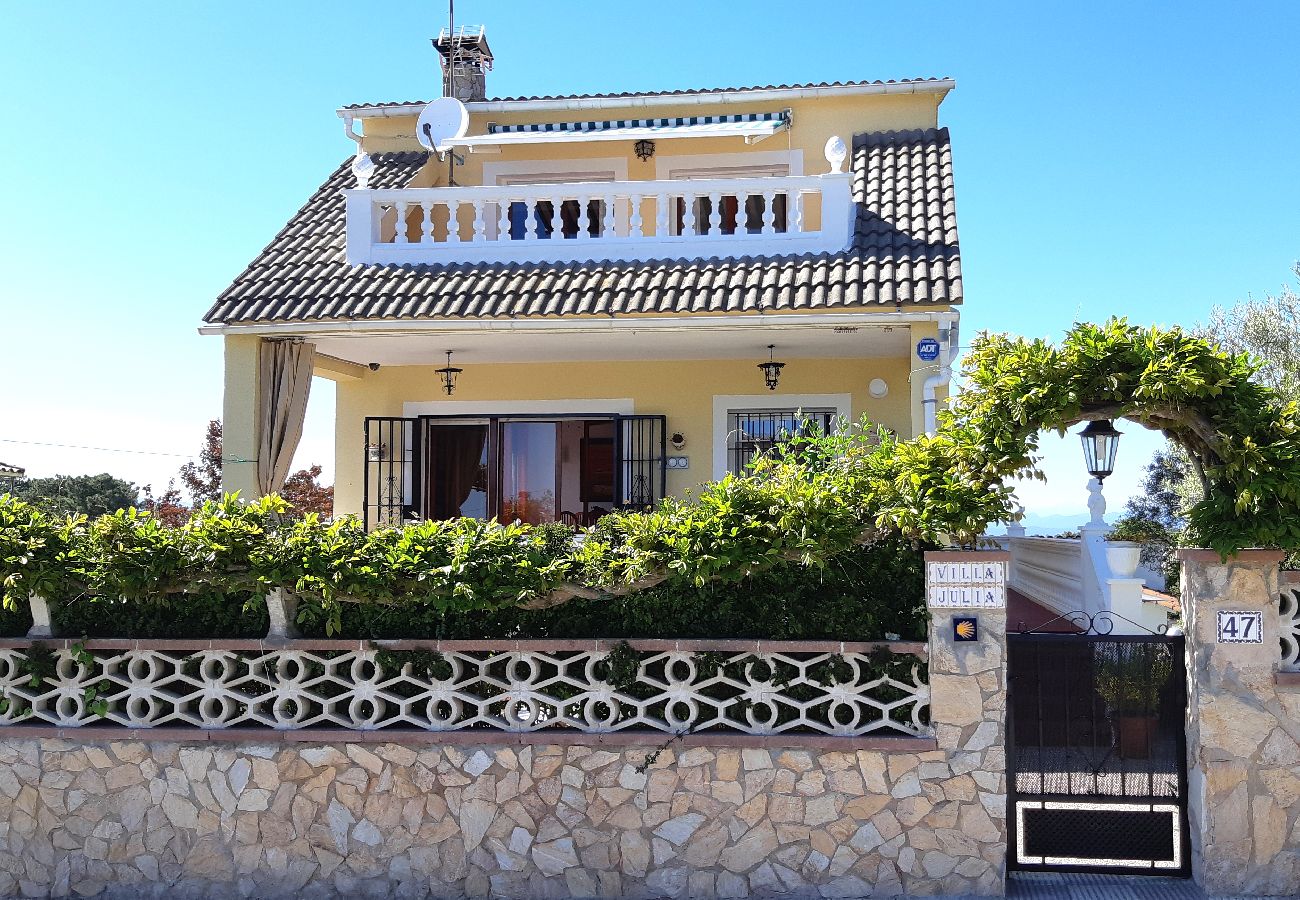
xmin=1181 ymin=551 xmax=1300 ymax=896
xmin=0 ymin=736 xmax=1004 ymax=899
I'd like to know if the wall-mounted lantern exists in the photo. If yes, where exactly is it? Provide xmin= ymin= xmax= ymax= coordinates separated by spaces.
xmin=757 ymin=344 xmax=786 ymax=392
xmin=634 ymin=139 xmax=656 ymax=161
xmin=435 ymin=350 xmax=463 ymax=396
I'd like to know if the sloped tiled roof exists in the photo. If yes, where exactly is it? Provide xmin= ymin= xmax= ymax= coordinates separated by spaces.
xmin=204 ymin=127 xmax=961 ymax=325
xmin=340 ymin=78 xmax=952 ymax=110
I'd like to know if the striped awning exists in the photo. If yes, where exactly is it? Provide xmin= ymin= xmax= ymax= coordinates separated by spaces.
xmin=438 ymin=111 xmax=790 ymax=151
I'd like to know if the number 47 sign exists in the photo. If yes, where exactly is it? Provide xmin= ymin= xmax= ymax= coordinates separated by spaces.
xmin=1217 ymin=610 xmax=1263 ymax=644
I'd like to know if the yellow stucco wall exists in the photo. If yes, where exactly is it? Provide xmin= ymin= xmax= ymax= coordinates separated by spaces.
xmin=332 ymin=354 xmax=917 ymax=519
xmin=358 ymin=91 xmax=940 ymax=190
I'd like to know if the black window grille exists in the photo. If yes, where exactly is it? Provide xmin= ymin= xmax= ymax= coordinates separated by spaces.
xmin=617 ymin=415 xmax=667 ymax=511
xmin=728 ymin=410 xmax=835 ymax=474
xmin=362 ymin=418 xmax=419 ymax=530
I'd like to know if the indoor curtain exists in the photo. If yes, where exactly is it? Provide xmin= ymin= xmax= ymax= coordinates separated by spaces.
xmin=430 ymin=425 xmax=488 ymax=518
xmin=256 ymin=338 xmax=315 ymax=497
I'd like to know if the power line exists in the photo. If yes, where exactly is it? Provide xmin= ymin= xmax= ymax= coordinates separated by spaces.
xmin=0 ymin=437 xmax=196 ymax=459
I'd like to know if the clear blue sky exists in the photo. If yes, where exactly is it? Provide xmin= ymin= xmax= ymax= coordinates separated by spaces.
xmin=2 ymin=1 xmax=1297 ymax=522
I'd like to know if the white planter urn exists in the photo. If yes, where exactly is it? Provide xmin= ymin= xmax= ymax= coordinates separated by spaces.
xmin=1105 ymin=542 xmax=1142 ymax=578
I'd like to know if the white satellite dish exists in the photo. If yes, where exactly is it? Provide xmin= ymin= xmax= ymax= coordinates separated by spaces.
xmin=417 ymin=97 xmax=469 ymax=152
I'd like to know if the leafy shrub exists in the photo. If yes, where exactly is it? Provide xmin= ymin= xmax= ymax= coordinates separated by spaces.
xmin=293 ymin=538 xmax=929 ymax=641
xmin=52 ymin=592 xmax=268 ymax=639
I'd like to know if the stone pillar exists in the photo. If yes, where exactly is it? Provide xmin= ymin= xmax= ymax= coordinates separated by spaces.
xmin=1180 ymin=548 xmax=1299 ymax=896
xmin=924 ymin=550 xmax=1009 ymax=895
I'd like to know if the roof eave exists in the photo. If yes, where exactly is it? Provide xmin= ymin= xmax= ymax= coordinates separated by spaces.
xmin=338 ymin=79 xmax=956 ymax=119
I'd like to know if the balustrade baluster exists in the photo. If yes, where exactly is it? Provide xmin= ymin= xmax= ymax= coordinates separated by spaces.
xmin=682 ymin=193 xmax=697 ymax=236
xmin=394 ymin=201 xmax=409 ymax=244
xmin=602 ymin=195 xmax=617 ymax=238
xmin=792 ymin=191 xmax=805 ymax=233
xmin=762 ymin=191 xmax=777 ymax=236
xmin=708 ymin=192 xmax=722 ymax=235
xmin=655 ymin=193 xmax=669 ymax=239
xmin=629 ymin=194 xmax=644 ymax=238
xmin=498 ymin=199 xmax=511 ymax=242
xmin=577 ymin=195 xmax=590 ymax=239
xmin=446 ymin=201 xmax=461 ymax=243
xmin=552 ymin=194 xmax=566 ymax=240
xmin=472 ymin=200 xmax=486 ymax=243
xmin=525 ymin=198 xmax=539 ymax=241
xmin=422 ymin=202 xmax=435 ymax=244
xmin=735 ymin=191 xmax=750 ymax=236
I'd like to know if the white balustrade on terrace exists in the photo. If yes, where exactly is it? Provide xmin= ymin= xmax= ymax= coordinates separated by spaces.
xmin=343 ymin=172 xmax=854 ymax=266
xmin=1007 ymin=536 xmax=1092 ymax=617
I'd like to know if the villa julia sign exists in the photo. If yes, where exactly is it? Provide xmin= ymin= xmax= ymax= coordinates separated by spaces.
xmin=927 ymin=561 xmax=1007 ymax=609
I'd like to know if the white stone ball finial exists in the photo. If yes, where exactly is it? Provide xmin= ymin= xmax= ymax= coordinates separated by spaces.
xmin=824 ymin=135 xmax=847 ymax=174
xmin=352 ymin=150 xmax=375 ymax=189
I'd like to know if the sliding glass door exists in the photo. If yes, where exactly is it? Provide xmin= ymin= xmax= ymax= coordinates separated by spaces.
xmin=362 ymin=414 xmax=664 ymax=529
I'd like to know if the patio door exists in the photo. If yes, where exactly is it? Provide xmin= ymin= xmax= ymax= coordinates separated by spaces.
xmin=363 ymin=414 xmax=665 ymax=529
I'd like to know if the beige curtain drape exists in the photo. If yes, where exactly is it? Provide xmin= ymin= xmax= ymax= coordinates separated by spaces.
xmin=256 ymin=338 xmax=315 ymax=496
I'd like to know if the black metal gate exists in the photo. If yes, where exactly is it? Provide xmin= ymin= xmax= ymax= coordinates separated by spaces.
xmin=1007 ymin=621 xmax=1190 ymax=876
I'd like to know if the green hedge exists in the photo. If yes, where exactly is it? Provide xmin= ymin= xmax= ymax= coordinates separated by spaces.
xmin=51 ymin=591 xmax=268 ymax=639
xmin=293 ymin=539 xmax=929 ymax=642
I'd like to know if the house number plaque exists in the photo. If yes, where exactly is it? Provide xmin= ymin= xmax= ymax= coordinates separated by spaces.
xmin=926 ymin=561 xmax=1006 ymax=609
xmin=1216 ymin=610 xmax=1263 ymax=644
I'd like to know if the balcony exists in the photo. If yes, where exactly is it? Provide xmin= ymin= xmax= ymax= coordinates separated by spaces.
xmin=343 ymin=172 xmax=854 ymax=266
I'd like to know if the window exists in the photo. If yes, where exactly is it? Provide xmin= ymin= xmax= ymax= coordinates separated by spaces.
xmin=362 ymin=415 xmax=666 ymax=529
xmin=727 ymin=409 xmax=835 ymax=475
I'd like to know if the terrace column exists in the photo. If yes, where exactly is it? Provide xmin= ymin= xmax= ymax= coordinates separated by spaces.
xmin=221 ymin=334 xmax=261 ymax=499
xmin=924 ymin=549 xmax=1010 ymax=895
xmin=1179 ymin=549 xmax=1299 ymax=896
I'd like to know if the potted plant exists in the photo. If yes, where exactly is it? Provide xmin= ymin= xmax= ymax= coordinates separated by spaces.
xmin=1094 ymin=646 xmax=1173 ymax=758
xmin=1105 ymin=515 xmax=1168 ymax=578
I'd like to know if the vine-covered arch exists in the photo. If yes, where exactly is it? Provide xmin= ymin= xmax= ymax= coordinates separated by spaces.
xmin=943 ymin=318 xmax=1300 ymax=554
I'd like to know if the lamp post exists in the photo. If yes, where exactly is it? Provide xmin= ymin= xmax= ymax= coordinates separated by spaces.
xmin=1079 ymin=419 xmax=1121 ymax=528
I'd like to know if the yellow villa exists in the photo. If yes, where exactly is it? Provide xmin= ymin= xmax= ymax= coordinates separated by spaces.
xmin=201 ymin=27 xmax=963 ymax=527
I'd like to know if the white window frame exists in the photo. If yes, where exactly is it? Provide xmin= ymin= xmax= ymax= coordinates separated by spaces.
xmin=711 ymin=393 xmax=851 ymax=480
xmin=405 ymin=398 xmax=635 ymax=418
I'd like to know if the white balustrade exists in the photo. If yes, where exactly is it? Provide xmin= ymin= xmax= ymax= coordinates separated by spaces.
xmin=1007 ymin=536 xmax=1090 ymax=616
xmin=0 ymin=639 xmax=928 ymax=737
xmin=343 ymin=172 xmax=855 ymax=266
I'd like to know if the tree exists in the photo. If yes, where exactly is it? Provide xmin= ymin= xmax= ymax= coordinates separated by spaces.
xmin=173 ymin=419 xmax=332 ymax=519
xmin=138 ymin=481 xmax=188 ymax=527
xmin=1124 ymin=447 xmax=1192 ymax=531
xmin=179 ymin=420 xmax=223 ymax=506
xmin=1200 ymin=262 xmax=1300 ymax=403
xmin=11 ymin=473 xmax=140 ymax=517
xmin=281 ymin=465 xmax=333 ymax=519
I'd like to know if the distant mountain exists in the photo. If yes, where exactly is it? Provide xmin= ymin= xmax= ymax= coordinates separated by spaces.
xmin=994 ymin=512 xmax=1111 ymax=537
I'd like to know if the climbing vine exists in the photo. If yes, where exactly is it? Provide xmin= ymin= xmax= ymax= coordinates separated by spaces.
xmin=1 ymin=320 xmax=1296 ymax=628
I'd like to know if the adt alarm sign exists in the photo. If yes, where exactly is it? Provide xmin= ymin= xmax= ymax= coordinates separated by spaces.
xmin=916 ymin=338 xmax=941 ymax=362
